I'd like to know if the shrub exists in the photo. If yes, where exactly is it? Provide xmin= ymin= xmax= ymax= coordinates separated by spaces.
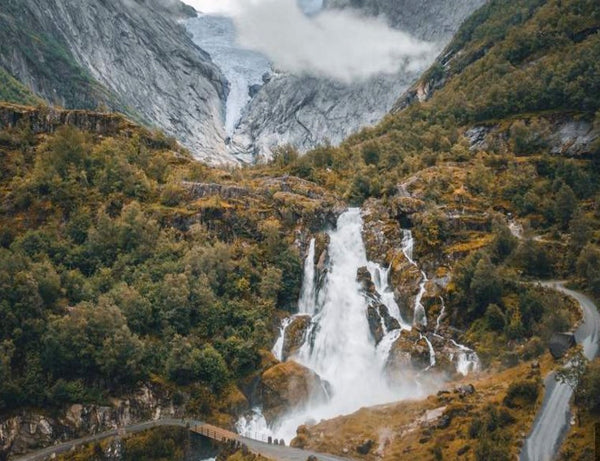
xmin=503 ymin=379 xmax=540 ymax=408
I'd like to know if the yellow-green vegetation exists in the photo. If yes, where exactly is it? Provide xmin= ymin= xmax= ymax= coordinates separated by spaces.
xmin=0 ymin=107 xmax=339 ymax=419
xmin=0 ymin=68 xmax=40 ymax=106
xmin=559 ymin=356 xmax=600 ymax=460
xmin=0 ymin=0 xmax=599 ymax=459
xmin=291 ymin=359 xmax=556 ymax=460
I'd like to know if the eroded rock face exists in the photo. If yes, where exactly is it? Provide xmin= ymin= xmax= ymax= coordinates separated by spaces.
xmin=282 ymin=315 xmax=312 ymax=361
xmin=230 ymin=72 xmax=419 ymax=161
xmin=325 ymin=0 xmax=486 ymax=42
xmin=229 ymin=0 xmax=486 ymax=161
xmin=0 ymin=385 xmax=182 ymax=457
xmin=0 ymin=0 xmax=232 ymax=163
xmin=259 ymin=361 xmax=329 ymax=423
xmin=358 ymin=266 xmax=401 ymax=343
xmin=0 ymin=105 xmax=134 ymax=136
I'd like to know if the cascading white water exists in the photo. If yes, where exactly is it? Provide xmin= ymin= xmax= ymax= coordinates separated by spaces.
xmin=450 ymin=340 xmax=481 ymax=376
xmin=268 ymin=209 xmax=422 ymax=440
xmin=401 ymin=230 xmax=428 ymax=326
xmin=298 ymin=238 xmax=317 ymax=314
xmin=236 ymin=408 xmax=274 ymax=440
xmin=239 ymin=210 xmax=480 ymax=442
xmin=435 ymin=296 xmax=446 ymax=334
xmin=366 ymin=262 xmax=410 ymax=329
xmin=271 ymin=317 xmax=292 ymax=361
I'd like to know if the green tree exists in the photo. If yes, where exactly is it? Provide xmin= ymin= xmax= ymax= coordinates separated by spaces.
xmin=470 ymin=255 xmax=503 ymax=318
xmin=577 ymin=244 xmax=600 ymax=294
xmin=555 ymin=184 xmax=577 ymax=229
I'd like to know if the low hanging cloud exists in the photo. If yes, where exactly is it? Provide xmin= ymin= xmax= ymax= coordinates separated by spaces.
xmin=183 ymin=0 xmax=436 ymax=83
xmin=232 ymin=0 xmax=436 ymax=83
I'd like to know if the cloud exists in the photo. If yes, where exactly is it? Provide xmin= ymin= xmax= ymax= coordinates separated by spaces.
xmin=180 ymin=0 xmax=436 ymax=83
xmin=232 ymin=0 xmax=436 ymax=83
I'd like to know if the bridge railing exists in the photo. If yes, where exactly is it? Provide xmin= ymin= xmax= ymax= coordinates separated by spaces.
xmin=192 ymin=424 xmax=282 ymax=445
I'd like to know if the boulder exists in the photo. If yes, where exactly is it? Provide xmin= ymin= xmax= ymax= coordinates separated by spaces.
xmin=259 ymin=361 xmax=329 ymax=423
xmin=455 ymin=384 xmax=476 ymax=396
xmin=386 ymin=330 xmax=432 ymax=372
xmin=356 ymin=439 xmax=375 ymax=455
xmin=357 ymin=267 xmax=401 ymax=343
xmin=390 ymin=196 xmax=426 ymax=217
xmin=282 ymin=315 xmax=311 ymax=360
xmin=389 ymin=250 xmax=424 ymax=323
xmin=367 ymin=304 xmax=385 ymax=344
xmin=357 ymin=266 xmax=377 ymax=295
xmin=549 ymin=332 xmax=575 ymax=359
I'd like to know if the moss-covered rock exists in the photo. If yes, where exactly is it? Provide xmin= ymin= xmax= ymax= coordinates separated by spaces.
xmin=282 ymin=315 xmax=311 ymax=361
xmin=259 ymin=361 xmax=329 ymax=423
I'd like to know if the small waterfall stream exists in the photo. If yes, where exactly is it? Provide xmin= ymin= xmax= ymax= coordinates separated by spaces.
xmin=298 ymin=238 xmax=317 ymax=315
xmin=401 ymin=230 xmax=428 ymax=326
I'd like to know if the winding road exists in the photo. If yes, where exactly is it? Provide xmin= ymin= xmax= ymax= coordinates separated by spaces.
xmin=520 ymin=282 xmax=600 ymax=461
xmin=10 ymin=418 xmax=349 ymax=461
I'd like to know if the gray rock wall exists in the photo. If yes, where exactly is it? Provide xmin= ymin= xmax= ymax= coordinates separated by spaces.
xmin=0 ymin=0 xmax=234 ymax=163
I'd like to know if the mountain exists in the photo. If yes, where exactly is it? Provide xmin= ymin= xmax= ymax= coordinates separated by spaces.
xmin=0 ymin=0 xmax=487 ymax=164
xmin=228 ymin=0 xmax=485 ymax=161
xmin=0 ymin=0 xmax=235 ymax=163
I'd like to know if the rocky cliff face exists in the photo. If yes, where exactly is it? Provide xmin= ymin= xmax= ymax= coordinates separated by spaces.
xmin=229 ymin=72 xmax=416 ymax=161
xmin=325 ymin=0 xmax=487 ymax=41
xmin=0 ymin=0 xmax=234 ymax=163
xmin=228 ymin=0 xmax=486 ymax=162
xmin=0 ymin=385 xmax=181 ymax=457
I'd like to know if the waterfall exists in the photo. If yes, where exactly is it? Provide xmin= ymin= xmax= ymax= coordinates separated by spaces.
xmin=366 ymin=262 xmax=410 ymax=329
xmin=269 ymin=209 xmax=422 ymax=440
xmin=243 ymin=209 xmax=479 ymax=443
xmin=421 ymin=334 xmax=437 ymax=368
xmin=272 ymin=239 xmax=316 ymax=361
xmin=236 ymin=408 xmax=274 ymax=440
xmin=298 ymin=238 xmax=317 ymax=314
xmin=435 ymin=296 xmax=446 ymax=334
xmin=401 ymin=230 xmax=428 ymax=326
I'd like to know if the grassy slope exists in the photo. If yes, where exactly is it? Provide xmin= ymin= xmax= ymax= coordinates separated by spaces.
xmin=0 ymin=67 xmax=40 ymax=106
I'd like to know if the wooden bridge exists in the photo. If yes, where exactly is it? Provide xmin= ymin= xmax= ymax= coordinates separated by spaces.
xmin=191 ymin=423 xmax=240 ymax=443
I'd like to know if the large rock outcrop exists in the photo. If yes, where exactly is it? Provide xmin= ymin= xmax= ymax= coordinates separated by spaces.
xmin=0 ymin=0 xmax=233 ymax=163
xmin=0 ymin=385 xmax=185 ymax=458
xmin=281 ymin=315 xmax=312 ymax=361
xmin=258 ymin=361 xmax=329 ymax=423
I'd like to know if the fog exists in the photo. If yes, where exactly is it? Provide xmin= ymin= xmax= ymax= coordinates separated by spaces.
xmin=181 ymin=0 xmax=436 ymax=83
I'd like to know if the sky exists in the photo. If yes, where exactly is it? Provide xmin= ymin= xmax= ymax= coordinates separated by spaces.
xmin=180 ymin=0 xmax=435 ymax=83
